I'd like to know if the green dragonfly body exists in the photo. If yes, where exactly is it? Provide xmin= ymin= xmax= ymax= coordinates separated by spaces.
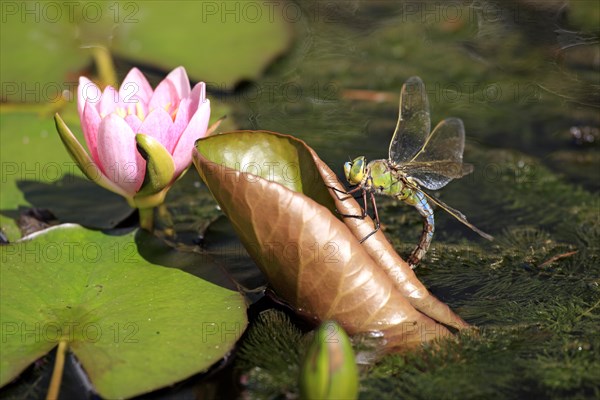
xmin=343 ymin=76 xmax=493 ymax=268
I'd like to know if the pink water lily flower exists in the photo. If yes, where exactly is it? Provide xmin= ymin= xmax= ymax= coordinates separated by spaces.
xmin=54 ymin=66 xmax=211 ymax=230
xmin=72 ymin=66 xmax=210 ymax=200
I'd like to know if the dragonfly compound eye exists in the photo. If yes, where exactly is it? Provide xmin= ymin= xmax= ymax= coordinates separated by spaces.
xmin=346 ymin=157 xmax=366 ymax=184
xmin=343 ymin=161 xmax=352 ymax=181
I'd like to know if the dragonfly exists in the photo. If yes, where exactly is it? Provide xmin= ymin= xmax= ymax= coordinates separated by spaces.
xmin=342 ymin=76 xmax=493 ymax=268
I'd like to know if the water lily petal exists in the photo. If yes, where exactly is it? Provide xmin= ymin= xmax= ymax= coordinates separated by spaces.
xmin=148 ymin=79 xmax=178 ymax=113
xmin=82 ymin=101 xmax=102 ymax=165
xmin=78 ymin=77 xmax=102 ymax=118
xmin=168 ymin=97 xmax=191 ymax=143
xmin=54 ymin=113 xmax=130 ymax=198
xmin=164 ymin=66 xmax=191 ymax=100
xmin=136 ymin=108 xmax=175 ymax=151
xmin=124 ymin=114 xmax=143 ymax=134
xmin=187 ymin=82 xmax=206 ymax=114
xmin=119 ymin=68 xmax=153 ymax=113
xmin=172 ymin=100 xmax=210 ymax=177
xmin=97 ymin=114 xmax=145 ymax=195
xmin=97 ymin=86 xmax=123 ymax=118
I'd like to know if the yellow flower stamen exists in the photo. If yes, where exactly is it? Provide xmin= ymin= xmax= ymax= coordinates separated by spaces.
xmin=115 ymin=107 xmax=127 ymax=118
xmin=161 ymin=102 xmax=178 ymax=121
xmin=135 ymin=102 xmax=145 ymax=121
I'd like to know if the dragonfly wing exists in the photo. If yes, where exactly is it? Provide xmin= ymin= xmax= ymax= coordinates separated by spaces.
xmin=402 ymin=161 xmax=473 ymax=190
xmin=407 ymin=183 xmax=494 ymax=241
xmin=388 ymin=76 xmax=431 ymax=164
xmin=399 ymin=118 xmax=469 ymax=190
xmin=411 ymin=117 xmax=466 ymax=163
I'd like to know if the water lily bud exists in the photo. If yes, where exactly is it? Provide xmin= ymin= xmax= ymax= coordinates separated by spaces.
xmin=55 ymin=66 xmax=211 ymax=209
xmin=299 ymin=321 xmax=359 ymax=400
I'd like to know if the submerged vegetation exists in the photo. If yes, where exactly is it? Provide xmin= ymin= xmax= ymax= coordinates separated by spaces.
xmin=236 ymin=220 xmax=599 ymax=399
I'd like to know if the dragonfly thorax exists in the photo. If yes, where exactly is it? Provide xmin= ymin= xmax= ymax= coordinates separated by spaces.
xmin=367 ymin=159 xmax=408 ymax=197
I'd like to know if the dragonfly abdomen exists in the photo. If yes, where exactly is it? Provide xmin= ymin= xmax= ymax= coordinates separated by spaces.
xmin=404 ymin=190 xmax=435 ymax=268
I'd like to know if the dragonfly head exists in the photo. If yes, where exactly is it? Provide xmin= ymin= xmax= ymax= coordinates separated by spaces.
xmin=344 ymin=156 xmax=367 ymax=185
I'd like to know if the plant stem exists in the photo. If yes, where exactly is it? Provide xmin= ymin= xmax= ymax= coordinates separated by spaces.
xmin=46 ymin=340 xmax=68 ymax=400
xmin=91 ymin=46 xmax=117 ymax=88
xmin=139 ymin=207 xmax=155 ymax=232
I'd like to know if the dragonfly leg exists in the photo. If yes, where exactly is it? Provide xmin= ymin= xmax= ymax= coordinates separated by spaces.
xmin=327 ymin=185 xmax=362 ymax=201
xmin=328 ymin=185 xmax=381 ymax=241
xmin=328 ymin=185 xmax=372 ymax=220
xmin=327 ymin=185 xmax=350 ymax=199
xmin=359 ymin=192 xmax=381 ymax=243
xmin=407 ymin=191 xmax=435 ymax=269
xmin=331 ymin=186 xmax=369 ymax=219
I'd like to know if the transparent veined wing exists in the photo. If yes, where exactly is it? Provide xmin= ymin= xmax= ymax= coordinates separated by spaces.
xmin=388 ymin=76 xmax=431 ymax=164
xmin=405 ymin=181 xmax=494 ymax=241
xmin=400 ymin=118 xmax=469 ymax=190
xmin=400 ymin=161 xmax=473 ymax=190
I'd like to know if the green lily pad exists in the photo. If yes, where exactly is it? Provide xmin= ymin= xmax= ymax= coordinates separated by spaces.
xmin=1 ymin=1 xmax=292 ymax=99
xmin=109 ymin=1 xmax=292 ymax=87
xmin=0 ymin=9 xmax=86 ymax=103
xmin=0 ymin=112 xmax=132 ymax=241
xmin=0 ymin=224 xmax=247 ymax=399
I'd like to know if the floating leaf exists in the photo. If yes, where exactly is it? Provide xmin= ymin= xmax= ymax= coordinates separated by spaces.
xmin=0 ymin=224 xmax=247 ymax=398
xmin=194 ymin=131 xmax=458 ymax=349
xmin=0 ymin=11 xmax=86 ymax=103
xmin=2 ymin=1 xmax=292 ymax=104
xmin=107 ymin=1 xmax=293 ymax=87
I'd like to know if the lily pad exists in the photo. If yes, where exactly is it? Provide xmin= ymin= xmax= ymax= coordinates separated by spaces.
xmin=2 ymin=1 xmax=292 ymax=103
xmin=0 ymin=112 xmax=132 ymax=241
xmin=0 ymin=10 xmax=86 ymax=103
xmin=0 ymin=224 xmax=247 ymax=399
xmin=109 ymin=1 xmax=293 ymax=87
xmin=194 ymin=131 xmax=459 ymax=349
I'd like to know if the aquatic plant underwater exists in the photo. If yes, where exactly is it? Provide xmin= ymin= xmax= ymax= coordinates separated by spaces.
xmin=1 ymin=2 xmax=599 ymax=399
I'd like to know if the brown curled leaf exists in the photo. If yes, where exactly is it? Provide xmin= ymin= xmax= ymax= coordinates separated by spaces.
xmin=193 ymin=131 xmax=455 ymax=349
